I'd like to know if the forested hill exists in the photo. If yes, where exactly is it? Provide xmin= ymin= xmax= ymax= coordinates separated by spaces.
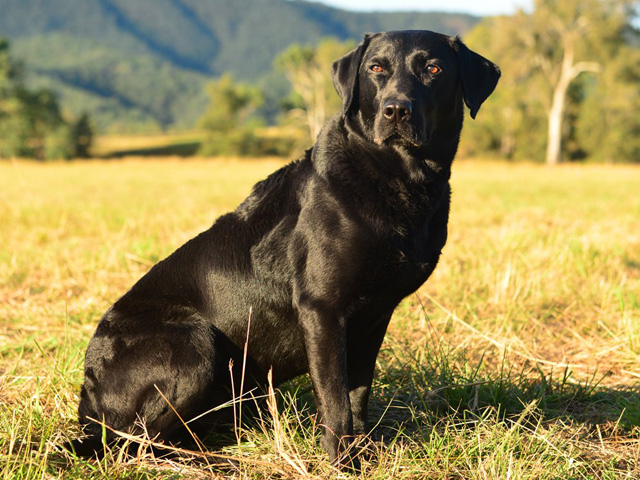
xmin=0 ymin=0 xmax=478 ymax=132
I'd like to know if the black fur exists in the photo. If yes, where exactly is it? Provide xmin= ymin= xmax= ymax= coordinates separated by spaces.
xmin=68 ymin=30 xmax=500 ymax=467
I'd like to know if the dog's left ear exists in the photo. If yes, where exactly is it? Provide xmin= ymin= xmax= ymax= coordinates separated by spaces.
xmin=454 ymin=37 xmax=501 ymax=119
xmin=332 ymin=34 xmax=374 ymax=114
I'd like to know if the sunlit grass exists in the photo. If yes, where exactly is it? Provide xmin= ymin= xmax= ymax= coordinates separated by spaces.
xmin=1 ymin=158 xmax=638 ymax=478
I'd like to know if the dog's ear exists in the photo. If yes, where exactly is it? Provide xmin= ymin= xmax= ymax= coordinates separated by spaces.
xmin=454 ymin=37 xmax=501 ymax=119
xmin=332 ymin=34 xmax=374 ymax=114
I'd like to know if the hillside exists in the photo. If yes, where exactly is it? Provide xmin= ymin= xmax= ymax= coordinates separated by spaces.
xmin=0 ymin=0 xmax=479 ymax=132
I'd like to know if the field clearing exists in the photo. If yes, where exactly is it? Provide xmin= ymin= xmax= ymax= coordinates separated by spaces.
xmin=1 ymin=158 xmax=639 ymax=479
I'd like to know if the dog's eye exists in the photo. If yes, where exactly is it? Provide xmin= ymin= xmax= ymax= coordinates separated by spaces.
xmin=426 ymin=65 xmax=441 ymax=75
xmin=369 ymin=64 xmax=384 ymax=73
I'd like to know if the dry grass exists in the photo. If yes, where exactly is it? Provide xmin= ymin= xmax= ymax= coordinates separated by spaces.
xmin=0 ymin=157 xmax=639 ymax=479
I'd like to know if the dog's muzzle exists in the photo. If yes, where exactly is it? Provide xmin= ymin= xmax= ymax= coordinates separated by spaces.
xmin=374 ymin=99 xmax=425 ymax=147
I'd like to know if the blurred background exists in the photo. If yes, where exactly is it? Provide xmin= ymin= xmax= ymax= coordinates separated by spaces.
xmin=0 ymin=0 xmax=638 ymax=164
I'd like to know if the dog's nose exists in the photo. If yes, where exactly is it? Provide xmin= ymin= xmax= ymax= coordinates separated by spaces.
xmin=382 ymin=100 xmax=412 ymax=124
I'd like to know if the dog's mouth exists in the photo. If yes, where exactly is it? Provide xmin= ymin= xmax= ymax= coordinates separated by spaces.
xmin=374 ymin=129 xmax=427 ymax=148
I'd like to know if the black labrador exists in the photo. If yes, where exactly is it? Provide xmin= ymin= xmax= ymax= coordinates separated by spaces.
xmin=69 ymin=30 xmax=500 ymax=466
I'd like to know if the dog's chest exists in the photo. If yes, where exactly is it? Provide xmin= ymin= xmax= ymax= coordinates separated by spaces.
xmin=367 ymin=182 xmax=449 ymax=298
xmin=382 ymin=221 xmax=439 ymax=290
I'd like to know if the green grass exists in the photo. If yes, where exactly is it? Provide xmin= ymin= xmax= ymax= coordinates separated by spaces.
xmin=1 ymin=158 xmax=639 ymax=479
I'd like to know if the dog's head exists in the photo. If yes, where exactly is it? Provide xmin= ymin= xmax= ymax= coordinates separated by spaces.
xmin=332 ymin=30 xmax=500 ymax=149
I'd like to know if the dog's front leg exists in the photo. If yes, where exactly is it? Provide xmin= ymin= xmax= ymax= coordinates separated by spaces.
xmin=347 ymin=312 xmax=393 ymax=435
xmin=299 ymin=304 xmax=356 ymax=467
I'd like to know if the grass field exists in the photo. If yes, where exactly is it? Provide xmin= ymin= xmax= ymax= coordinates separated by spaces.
xmin=1 ymin=158 xmax=639 ymax=479
xmin=92 ymin=131 xmax=203 ymax=158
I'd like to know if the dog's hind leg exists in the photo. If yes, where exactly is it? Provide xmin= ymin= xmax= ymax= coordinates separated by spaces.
xmin=70 ymin=308 xmax=219 ymax=456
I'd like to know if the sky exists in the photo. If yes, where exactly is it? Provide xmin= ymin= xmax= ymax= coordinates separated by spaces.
xmin=304 ymin=0 xmax=533 ymax=17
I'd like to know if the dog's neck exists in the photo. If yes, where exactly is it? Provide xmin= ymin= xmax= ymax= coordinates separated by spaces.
xmin=309 ymin=115 xmax=453 ymax=228
xmin=329 ymin=111 xmax=461 ymax=183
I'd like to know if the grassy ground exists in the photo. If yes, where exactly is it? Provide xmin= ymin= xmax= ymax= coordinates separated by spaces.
xmin=92 ymin=132 xmax=203 ymax=158
xmin=1 ymin=158 xmax=639 ymax=479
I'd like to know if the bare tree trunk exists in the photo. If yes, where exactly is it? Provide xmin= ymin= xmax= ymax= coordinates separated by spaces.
xmin=288 ymin=64 xmax=326 ymax=141
xmin=546 ymin=80 xmax=567 ymax=165
xmin=294 ymin=73 xmax=318 ymax=141
xmin=545 ymin=43 xmax=600 ymax=165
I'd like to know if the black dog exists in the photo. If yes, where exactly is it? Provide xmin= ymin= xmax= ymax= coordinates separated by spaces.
xmin=69 ymin=30 xmax=499 ymax=466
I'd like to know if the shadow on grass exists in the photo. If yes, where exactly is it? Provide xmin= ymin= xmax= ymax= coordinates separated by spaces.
xmin=365 ymin=341 xmax=640 ymax=443
xmin=46 ymin=349 xmax=638 ymax=479
xmin=229 ymin=340 xmax=640 ymax=452
xmin=100 ymin=141 xmax=201 ymax=158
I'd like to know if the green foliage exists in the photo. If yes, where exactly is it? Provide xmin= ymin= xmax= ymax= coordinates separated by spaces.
xmin=462 ymin=0 xmax=640 ymax=163
xmin=4 ymin=0 xmax=638 ymax=162
xmin=461 ymin=16 xmax=548 ymax=160
xmin=0 ymin=0 xmax=477 ymax=133
xmin=0 ymin=39 xmax=92 ymax=160
xmin=12 ymin=33 xmax=211 ymax=133
xmin=198 ymin=75 xmax=265 ymax=156
xmin=275 ymin=38 xmax=355 ymax=144
xmin=575 ymin=46 xmax=640 ymax=163
xmin=72 ymin=113 xmax=94 ymax=158
xmin=0 ymin=40 xmax=62 ymax=159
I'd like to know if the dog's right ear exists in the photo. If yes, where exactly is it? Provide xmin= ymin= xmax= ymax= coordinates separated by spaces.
xmin=332 ymin=34 xmax=374 ymax=115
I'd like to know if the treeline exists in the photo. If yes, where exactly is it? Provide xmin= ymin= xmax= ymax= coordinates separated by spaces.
xmin=0 ymin=39 xmax=92 ymax=160
xmin=3 ymin=0 xmax=639 ymax=162
xmin=199 ymin=0 xmax=640 ymax=163
xmin=198 ymin=39 xmax=353 ymax=158
xmin=0 ymin=0 xmax=477 ymax=133
xmin=462 ymin=0 xmax=640 ymax=164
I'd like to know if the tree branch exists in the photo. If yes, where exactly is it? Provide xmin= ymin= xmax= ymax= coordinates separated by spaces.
xmin=569 ymin=61 xmax=601 ymax=80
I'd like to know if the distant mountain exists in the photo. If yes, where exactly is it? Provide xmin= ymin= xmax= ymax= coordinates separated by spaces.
xmin=0 ymin=0 xmax=479 ymax=132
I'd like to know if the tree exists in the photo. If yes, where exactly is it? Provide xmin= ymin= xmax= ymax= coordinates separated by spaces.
xmin=576 ymin=45 xmax=640 ymax=163
xmin=0 ymin=38 xmax=21 ymax=137
xmin=198 ymin=75 xmax=264 ymax=156
xmin=464 ymin=15 xmax=548 ymax=160
xmin=525 ymin=0 xmax=638 ymax=164
xmin=72 ymin=112 xmax=94 ymax=158
xmin=275 ymin=39 xmax=354 ymax=142
xmin=0 ymin=38 xmax=89 ymax=160
xmin=464 ymin=0 xmax=638 ymax=164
